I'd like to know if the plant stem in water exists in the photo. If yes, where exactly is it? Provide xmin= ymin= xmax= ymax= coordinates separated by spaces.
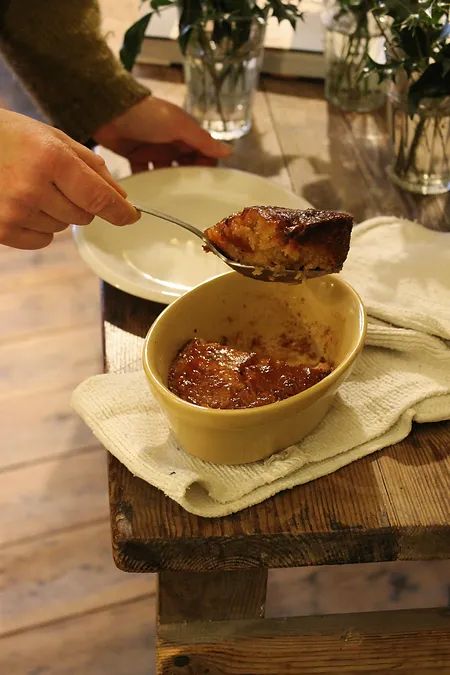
xmin=403 ymin=116 xmax=426 ymax=176
xmin=197 ymin=28 xmax=228 ymax=132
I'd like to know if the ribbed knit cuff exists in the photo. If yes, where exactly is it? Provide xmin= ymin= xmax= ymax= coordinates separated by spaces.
xmin=56 ymin=73 xmax=150 ymax=143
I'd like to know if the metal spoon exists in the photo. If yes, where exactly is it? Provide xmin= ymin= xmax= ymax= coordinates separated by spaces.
xmin=133 ymin=204 xmax=330 ymax=283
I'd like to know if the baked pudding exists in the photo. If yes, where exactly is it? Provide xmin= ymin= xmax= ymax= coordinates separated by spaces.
xmin=204 ymin=206 xmax=353 ymax=275
xmin=168 ymin=338 xmax=332 ymax=410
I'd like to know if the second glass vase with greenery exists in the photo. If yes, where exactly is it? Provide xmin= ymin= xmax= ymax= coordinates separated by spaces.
xmin=366 ymin=0 xmax=450 ymax=194
xmin=323 ymin=0 xmax=386 ymax=112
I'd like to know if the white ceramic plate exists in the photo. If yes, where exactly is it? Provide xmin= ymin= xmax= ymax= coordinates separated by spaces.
xmin=72 ymin=167 xmax=310 ymax=305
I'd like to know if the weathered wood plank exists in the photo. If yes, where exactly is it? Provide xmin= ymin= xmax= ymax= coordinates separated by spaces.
xmin=377 ymin=432 xmax=450 ymax=528
xmin=0 ymin=384 xmax=96 ymax=470
xmin=0 ymin=520 xmax=153 ymax=635
xmin=158 ymin=569 xmax=267 ymax=624
xmin=0 ymin=324 xmax=102 ymax=400
xmin=0 ymin=272 xmax=100 ymax=343
xmin=158 ymin=608 xmax=450 ymax=674
xmin=0 ymin=596 xmax=156 ymax=675
xmin=0 ymin=230 xmax=87 ymax=292
xmin=221 ymin=89 xmax=292 ymax=189
xmin=108 ymin=431 xmax=399 ymax=573
xmin=374 ymin=430 xmax=450 ymax=560
xmin=0 ymin=448 xmax=109 ymax=547
xmin=263 ymin=79 xmax=375 ymax=215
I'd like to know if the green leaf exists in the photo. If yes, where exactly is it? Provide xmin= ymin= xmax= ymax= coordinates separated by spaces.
xmin=397 ymin=25 xmax=429 ymax=60
xmin=178 ymin=0 xmax=204 ymax=54
xmin=120 ymin=13 xmax=152 ymax=71
xmin=269 ymin=1 xmax=302 ymax=29
xmin=443 ymin=58 xmax=450 ymax=78
xmin=408 ymin=61 xmax=450 ymax=114
xmin=149 ymin=0 xmax=176 ymax=9
xmin=212 ymin=18 xmax=232 ymax=46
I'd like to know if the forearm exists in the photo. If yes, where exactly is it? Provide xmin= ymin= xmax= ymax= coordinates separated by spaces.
xmin=0 ymin=0 xmax=149 ymax=142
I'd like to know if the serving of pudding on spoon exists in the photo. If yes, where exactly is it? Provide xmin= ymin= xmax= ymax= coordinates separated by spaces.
xmin=133 ymin=204 xmax=353 ymax=283
xmin=203 ymin=206 xmax=354 ymax=282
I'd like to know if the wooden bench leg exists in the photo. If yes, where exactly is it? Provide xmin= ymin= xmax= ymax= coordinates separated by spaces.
xmin=157 ymin=569 xmax=267 ymax=673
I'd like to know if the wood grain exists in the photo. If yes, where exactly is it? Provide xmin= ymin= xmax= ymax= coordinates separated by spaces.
xmin=0 ymin=272 xmax=100 ymax=343
xmin=0 ymin=448 xmax=109 ymax=547
xmin=340 ymin=109 xmax=449 ymax=231
xmin=0 ymin=324 xmax=102 ymax=401
xmin=0 ymin=229 xmax=87 ymax=291
xmin=376 ymin=432 xmax=450 ymax=528
xmin=109 ymin=449 xmax=398 ymax=572
xmin=221 ymin=90 xmax=292 ymax=190
xmin=0 ymin=385 xmax=97 ymax=470
xmin=158 ymin=569 xmax=267 ymax=624
xmin=0 ymin=520 xmax=153 ymax=635
xmin=374 ymin=432 xmax=450 ymax=560
xmin=158 ymin=608 xmax=450 ymax=674
xmin=0 ymin=596 xmax=156 ymax=675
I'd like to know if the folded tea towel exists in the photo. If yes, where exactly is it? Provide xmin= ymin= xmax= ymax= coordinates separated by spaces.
xmin=72 ymin=216 xmax=450 ymax=517
xmin=343 ymin=216 xmax=450 ymax=340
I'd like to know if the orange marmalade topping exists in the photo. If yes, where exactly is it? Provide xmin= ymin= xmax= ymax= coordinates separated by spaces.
xmin=168 ymin=338 xmax=332 ymax=410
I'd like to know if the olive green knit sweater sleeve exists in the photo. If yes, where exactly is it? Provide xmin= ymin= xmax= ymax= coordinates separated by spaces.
xmin=0 ymin=0 xmax=150 ymax=141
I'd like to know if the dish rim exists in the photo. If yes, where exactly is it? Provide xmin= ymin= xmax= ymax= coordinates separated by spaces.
xmin=142 ymin=271 xmax=367 ymax=418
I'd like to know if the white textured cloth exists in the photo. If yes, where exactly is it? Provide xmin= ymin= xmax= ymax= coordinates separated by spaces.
xmin=72 ymin=216 xmax=450 ymax=517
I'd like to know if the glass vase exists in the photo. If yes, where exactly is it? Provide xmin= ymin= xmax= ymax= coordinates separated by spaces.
xmin=323 ymin=9 xmax=385 ymax=112
xmin=387 ymin=85 xmax=450 ymax=195
xmin=183 ymin=16 xmax=266 ymax=141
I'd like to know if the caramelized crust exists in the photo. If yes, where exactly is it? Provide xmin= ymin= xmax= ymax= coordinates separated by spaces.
xmin=168 ymin=338 xmax=332 ymax=410
xmin=204 ymin=206 xmax=353 ymax=273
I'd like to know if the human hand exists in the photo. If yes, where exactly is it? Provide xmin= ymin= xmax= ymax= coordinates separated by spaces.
xmin=0 ymin=109 xmax=140 ymax=250
xmin=93 ymin=95 xmax=231 ymax=173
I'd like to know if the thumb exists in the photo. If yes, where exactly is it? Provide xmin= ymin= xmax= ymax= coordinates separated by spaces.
xmin=178 ymin=114 xmax=232 ymax=159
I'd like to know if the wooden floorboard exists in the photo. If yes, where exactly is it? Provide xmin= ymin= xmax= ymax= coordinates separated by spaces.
xmin=0 ymin=597 xmax=157 ymax=675
xmin=0 ymin=387 xmax=97 ymax=471
xmin=0 ymin=324 xmax=103 ymax=401
xmin=0 ymin=449 xmax=110 ymax=547
xmin=0 ymin=521 xmax=154 ymax=636
xmin=0 ymin=271 xmax=100 ymax=343
xmin=0 ymin=232 xmax=93 ymax=292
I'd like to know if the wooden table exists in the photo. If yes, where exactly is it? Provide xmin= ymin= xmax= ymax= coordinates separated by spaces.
xmin=103 ymin=70 xmax=450 ymax=674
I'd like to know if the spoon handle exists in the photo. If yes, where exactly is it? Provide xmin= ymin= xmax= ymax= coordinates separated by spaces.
xmin=133 ymin=204 xmax=205 ymax=243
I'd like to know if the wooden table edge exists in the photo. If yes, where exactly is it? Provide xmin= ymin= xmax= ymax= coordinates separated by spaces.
xmin=108 ymin=514 xmax=450 ymax=573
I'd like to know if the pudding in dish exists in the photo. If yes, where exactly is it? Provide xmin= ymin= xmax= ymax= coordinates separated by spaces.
xmin=204 ymin=206 xmax=353 ymax=275
xmin=168 ymin=338 xmax=332 ymax=410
